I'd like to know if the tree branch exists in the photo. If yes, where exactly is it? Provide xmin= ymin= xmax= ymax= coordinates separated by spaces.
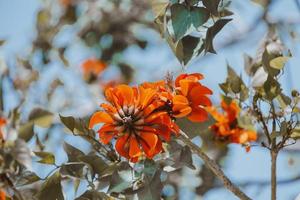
xmin=178 ymin=130 xmax=252 ymax=200
xmin=271 ymin=151 xmax=278 ymax=200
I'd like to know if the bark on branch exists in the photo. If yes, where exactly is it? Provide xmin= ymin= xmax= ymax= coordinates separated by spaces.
xmin=178 ymin=130 xmax=252 ymax=200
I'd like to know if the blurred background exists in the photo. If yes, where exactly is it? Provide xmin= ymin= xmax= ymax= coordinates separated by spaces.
xmin=1 ymin=0 xmax=300 ymax=199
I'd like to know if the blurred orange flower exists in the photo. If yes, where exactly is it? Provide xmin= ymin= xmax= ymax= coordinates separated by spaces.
xmin=81 ymin=58 xmax=107 ymax=81
xmin=89 ymin=84 xmax=179 ymax=162
xmin=173 ymin=73 xmax=212 ymax=122
xmin=206 ymin=99 xmax=257 ymax=149
xmin=0 ymin=189 xmax=6 ymax=200
xmin=0 ymin=118 xmax=7 ymax=142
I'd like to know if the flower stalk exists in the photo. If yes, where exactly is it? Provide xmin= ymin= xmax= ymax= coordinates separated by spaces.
xmin=179 ymin=130 xmax=252 ymax=200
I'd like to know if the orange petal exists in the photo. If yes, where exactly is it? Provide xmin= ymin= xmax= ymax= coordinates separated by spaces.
xmin=101 ymin=103 xmax=117 ymax=114
xmin=116 ymin=85 xmax=134 ymax=106
xmin=143 ymin=101 xmax=164 ymax=117
xmin=172 ymin=95 xmax=192 ymax=117
xmin=173 ymin=106 xmax=192 ymax=118
xmin=139 ymin=132 xmax=158 ymax=157
xmin=98 ymin=124 xmax=116 ymax=144
xmin=139 ymin=87 xmax=157 ymax=109
xmin=245 ymin=130 xmax=257 ymax=142
xmin=129 ymin=136 xmax=142 ymax=158
xmin=0 ymin=190 xmax=5 ymax=200
xmin=206 ymin=107 xmax=224 ymax=122
xmin=188 ymin=85 xmax=212 ymax=107
xmin=145 ymin=111 xmax=167 ymax=123
xmin=178 ymin=79 xmax=196 ymax=96
xmin=115 ymin=134 xmax=130 ymax=158
xmin=89 ymin=111 xmax=114 ymax=129
xmin=188 ymin=107 xmax=208 ymax=122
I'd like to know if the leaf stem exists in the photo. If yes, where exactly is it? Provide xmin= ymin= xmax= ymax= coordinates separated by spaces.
xmin=178 ymin=130 xmax=252 ymax=200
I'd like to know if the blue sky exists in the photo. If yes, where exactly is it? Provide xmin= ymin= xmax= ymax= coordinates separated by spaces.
xmin=1 ymin=0 xmax=300 ymax=199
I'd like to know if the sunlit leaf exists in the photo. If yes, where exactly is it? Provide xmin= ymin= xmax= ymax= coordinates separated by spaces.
xmin=29 ymin=108 xmax=53 ymax=128
xmin=269 ymin=56 xmax=289 ymax=70
xmin=151 ymin=0 xmax=169 ymax=18
xmin=237 ymin=114 xmax=255 ymax=131
xmin=18 ymin=122 xmax=34 ymax=142
xmin=34 ymin=151 xmax=56 ymax=165
xmin=60 ymin=115 xmax=75 ymax=132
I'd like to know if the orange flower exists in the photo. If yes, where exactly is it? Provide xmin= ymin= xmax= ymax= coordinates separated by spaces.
xmin=206 ymin=99 xmax=257 ymax=148
xmin=81 ymin=58 xmax=107 ymax=81
xmin=173 ymin=73 xmax=212 ymax=122
xmin=0 ymin=189 xmax=5 ymax=200
xmin=89 ymin=84 xmax=179 ymax=162
xmin=0 ymin=118 xmax=7 ymax=142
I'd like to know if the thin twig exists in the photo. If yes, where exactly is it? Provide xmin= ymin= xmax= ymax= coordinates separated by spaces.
xmin=178 ymin=130 xmax=252 ymax=200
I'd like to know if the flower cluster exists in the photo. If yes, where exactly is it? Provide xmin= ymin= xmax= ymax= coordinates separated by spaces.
xmin=89 ymin=73 xmax=212 ymax=162
xmin=81 ymin=58 xmax=107 ymax=82
xmin=206 ymin=99 xmax=257 ymax=150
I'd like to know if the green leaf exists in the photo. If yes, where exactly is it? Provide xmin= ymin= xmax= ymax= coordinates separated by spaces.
xmin=63 ymin=142 xmax=85 ymax=162
xmin=291 ymin=127 xmax=300 ymax=139
xmin=34 ymin=151 xmax=56 ymax=165
xmin=252 ymin=0 xmax=269 ymax=7
xmin=137 ymin=170 xmax=163 ymax=200
xmin=18 ymin=122 xmax=34 ymax=142
xmin=202 ymin=0 xmax=220 ymax=15
xmin=35 ymin=171 xmax=64 ymax=200
xmin=277 ymin=93 xmax=291 ymax=109
xmin=176 ymin=117 xmax=214 ymax=139
xmin=29 ymin=108 xmax=53 ymax=128
xmin=74 ymin=179 xmax=81 ymax=196
xmin=108 ymin=171 xmax=131 ymax=193
xmin=143 ymin=159 xmax=157 ymax=177
xmin=75 ymin=190 xmax=110 ymax=200
xmin=263 ymin=76 xmax=281 ymax=100
xmin=175 ymin=35 xmax=202 ymax=65
xmin=151 ymin=0 xmax=169 ymax=18
xmin=16 ymin=171 xmax=41 ymax=186
xmin=79 ymin=155 xmax=109 ymax=177
xmin=269 ymin=56 xmax=289 ymax=70
xmin=171 ymin=4 xmax=209 ymax=41
xmin=179 ymin=146 xmax=195 ymax=169
xmin=280 ymin=121 xmax=288 ymax=136
xmin=227 ymin=66 xmax=242 ymax=93
xmin=60 ymin=163 xmax=85 ymax=178
xmin=204 ymin=18 xmax=232 ymax=53
xmin=0 ymin=40 xmax=5 ymax=46
xmin=262 ymin=50 xmax=280 ymax=77
xmin=237 ymin=114 xmax=255 ymax=131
